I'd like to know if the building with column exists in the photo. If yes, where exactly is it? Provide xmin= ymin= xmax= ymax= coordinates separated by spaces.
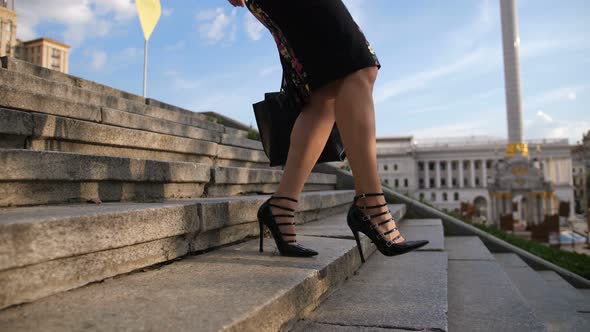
xmin=0 ymin=0 xmax=17 ymax=57
xmin=0 ymin=0 xmax=70 ymax=74
xmin=375 ymin=135 xmax=575 ymax=224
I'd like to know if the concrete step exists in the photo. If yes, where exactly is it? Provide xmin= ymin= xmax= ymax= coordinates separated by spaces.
xmin=398 ymin=218 xmax=444 ymax=251
xmin=0 ymin=209 xmax=373 ymax=331
xmin=446 ymin=236 xmax=546 ymax=332
xmin=293 ymin=251 xmax=448 ymax=331
xmin=0 ymin=190 xmax=354 ymax=310
xmin=494 ymin=253 xmax=590 ymax=331
xmin=0 ymin=108 xmax=269 ymax=168
xmin=0 ymin=149 xmax=336 ymax=206
xmin=1 ymin=58 xmax=218 ymax=130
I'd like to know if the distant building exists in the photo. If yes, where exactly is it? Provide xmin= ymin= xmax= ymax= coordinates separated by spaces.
xmin=572 ymin=130 xmax=590 ymax=213
xmin=375 ymin=135 xmax=575 ymax=223
xmin=0 ymin=1 xmax=70 ymax=74
xmin=16 ymin=38 xmax=70 ymax=73
xmin=0 ymin=0 xmax=17 ymax=57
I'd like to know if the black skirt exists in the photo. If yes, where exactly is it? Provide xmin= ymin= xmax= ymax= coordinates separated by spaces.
xmin=245 ymin=0 xmax=381 ymax=106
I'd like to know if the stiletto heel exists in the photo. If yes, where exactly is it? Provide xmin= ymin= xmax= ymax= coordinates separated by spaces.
xmin=259 ymin=219 xmax=264 ymax=252
xmin=351 ymin=227 xmax=365 ymax=263
xmin=347 ymin=192 xmax=428 ymax=261
xmin=257 ymin=194 xmax=318 ymax=257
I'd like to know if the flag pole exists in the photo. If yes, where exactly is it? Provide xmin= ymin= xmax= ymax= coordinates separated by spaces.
xmin=143 ymin=39 xmax=148 ymax=97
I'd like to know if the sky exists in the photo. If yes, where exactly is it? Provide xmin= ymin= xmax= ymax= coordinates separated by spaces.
xmin=14 ymin=0 xmax=590 ymax=145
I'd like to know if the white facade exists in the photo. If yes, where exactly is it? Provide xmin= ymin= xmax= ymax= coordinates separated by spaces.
xmin=376 ymin=136 xmax=576 ymax=222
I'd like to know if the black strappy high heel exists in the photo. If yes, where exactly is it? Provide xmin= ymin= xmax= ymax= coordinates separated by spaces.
xmin=257 ymin=195 xmax=318 ymax=257
xmin=347 ymin=192 xmax=428 ymax=263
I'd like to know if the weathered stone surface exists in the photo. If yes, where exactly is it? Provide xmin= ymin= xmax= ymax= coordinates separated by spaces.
xmin=445 ymin=236 xmax=495 ymax=260
xmin=303 ymin=251 xmax=448 ymax=331
xmin=0 ymin=235 xmax=366 ymax=332
xmin=398 ymin=218 xmax=444 ymax=251
xmin=31 ymin=113 xmax=219 ymax=157
xmin=0 ymin=149 xmax=210 ymax=182
xmin=210 ymin=165 xmax=336 ymax=185
xmin=538 ymin=270 xmax=577 ymax=291
xmin=0 ymin=87 xmax=101 ymax=122
xmin=299 ymin=204 xmax=406 ymax=239
xmin=1 ymin=56 xmax=145 ymax=103
xmin=29 ymin=138 xmax=214 ymax=165
xmin=101 ymin=107 xmax=221 ymax=143
xmin=224 ymin=125 xmax=249 ymax=138
xmin=214 ymin=157 xmax=270 ymax=169
xmin=0 ymin=108 xmax=33 ymax=136
xmin=216 ymin=144 xmax=269 ymax=163
xmin=205 ymin=183 xmax=335 ymax=197
xmin=446 ymin=238 xmax=545 ymax=331
xmin=292 ymin=321 xmax=410 ymax=332
xmin=0 ymin=180 xmax=206 ymax=207
xmin=0 ymin=201 xmax=201 ymax=270
xmin=220 ymin=133 xmax=263 ymax=150
xmin=448 ymin=259 xmax=546 ymax=332
xmin=0 ymin=190 xmax=353 ymax=270
xmin=494 ymin=253 xmax=590 ymax=330
xmin=145 ymin=98 xmax=211 ymax=122
xmin=0 ymin=235 xmax=191 ymax=311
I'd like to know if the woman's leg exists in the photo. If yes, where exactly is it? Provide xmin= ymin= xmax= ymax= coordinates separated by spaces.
xmin=270 ymin=82 xmax=341 ymax=245
xmin=333 ymin=66 xmax=405 ymax=243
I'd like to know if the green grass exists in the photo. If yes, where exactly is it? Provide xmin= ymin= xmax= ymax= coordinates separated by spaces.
xmin=469 ymin=221 xmax=590 ymax=279
xmin=383 ymin=190 xmax=590 ymax=279
xmin=247 ymin=125 xmax=260 ymax=141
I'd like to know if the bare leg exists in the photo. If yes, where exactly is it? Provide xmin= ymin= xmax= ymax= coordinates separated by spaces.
xmin=333 ymin=66 xmax=405 ymax=243
xmin=270 ymin=82 xmax=340 ymax=245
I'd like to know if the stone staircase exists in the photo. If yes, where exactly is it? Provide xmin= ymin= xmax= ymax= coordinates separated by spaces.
xmin=1 ymin=57 xmax=589 ymax=331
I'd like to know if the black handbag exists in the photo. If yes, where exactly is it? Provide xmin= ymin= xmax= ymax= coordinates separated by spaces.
xmin=253 ymin=75 xmax=347 ymax=167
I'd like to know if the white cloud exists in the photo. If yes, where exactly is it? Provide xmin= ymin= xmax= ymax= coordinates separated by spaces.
xmin=409 ymin=121 xmax=493 ymax=139
xmin=196 ymin=7 xmax=237 ymax=44
xmin=163 ymin=70 xmax=203 ymax=90
xmin=374 ymin=47 xmax=498 ymax=104
xmin=244 ymin=12 xmax=264 ymax=41
xmin=524 ymin=85 xmax=587 ymax=110
xmin=89 ymin=50 xmax=108 ymax=70
xmin=162 ymin=8 xmax=174 ymax=17
xmin=16 ymin=0 xmax=136 ymax=46
xmin=536 ymin=110 xmax=553 ymax=123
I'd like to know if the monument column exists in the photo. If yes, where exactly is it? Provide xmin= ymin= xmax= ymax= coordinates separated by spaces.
xmin=500 ymin=0 xmax=527 ymax=157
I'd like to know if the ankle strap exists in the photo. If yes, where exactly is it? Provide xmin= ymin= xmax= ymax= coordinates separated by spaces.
xmin=270 ymin=195 xmax=298 ymax=203
xmin=353 ymin=192 xmax=384 ymax=202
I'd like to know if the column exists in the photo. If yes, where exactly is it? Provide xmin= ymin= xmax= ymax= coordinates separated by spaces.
xmin=470 ymin=160 xmax=476 ymax=187
xmin=555 ymin=158 xmax=561 ymax=184
xmin=482 ymin=159 xmax=488 ymax=187
xmin=447 ymin=160 xmax=453 ymax=188
xmin=424 ymin=161 xmax=430 ymax=189
xmin=542 ymin=159 xmax=548 ymax=181
xmin=435 ymin=160 xmax=441 ymax=188
xmin=459 ymin=160 xmax=464 ymax=188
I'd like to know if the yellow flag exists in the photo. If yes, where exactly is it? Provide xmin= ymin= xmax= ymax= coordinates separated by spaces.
xmin=135 ymin=0 xmax=161 ymax=41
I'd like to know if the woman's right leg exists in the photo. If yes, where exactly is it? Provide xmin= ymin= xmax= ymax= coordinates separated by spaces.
xmin=333 ymin=66 xmax=405 ymax=243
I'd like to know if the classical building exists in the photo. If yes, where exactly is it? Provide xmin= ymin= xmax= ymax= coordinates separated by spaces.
xmin=376 ymin=135 xmax=575 ymax=224
xmin=16 ymin=38 xmax=70 ymax=73
xmin=572 ymin=130 xmax=590 ymax=213
xmin=0 ymin=0 xmax=70 ymax=73
xmin=0 ymin=0 xmax=17 ymax=57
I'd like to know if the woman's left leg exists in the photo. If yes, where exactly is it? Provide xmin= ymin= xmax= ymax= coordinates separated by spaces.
xmin=269 ymin=81 xmax=341 ymax=244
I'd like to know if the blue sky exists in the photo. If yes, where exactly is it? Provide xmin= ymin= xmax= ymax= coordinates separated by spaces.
xmin=17 ymin=0 xmax=590 ymax=144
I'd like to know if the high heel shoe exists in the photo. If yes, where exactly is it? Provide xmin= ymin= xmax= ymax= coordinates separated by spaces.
xmin=347 ymin=192 xmax=429 ymax=263
xmin=257 ymin=195 xmax=318 ymax=257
